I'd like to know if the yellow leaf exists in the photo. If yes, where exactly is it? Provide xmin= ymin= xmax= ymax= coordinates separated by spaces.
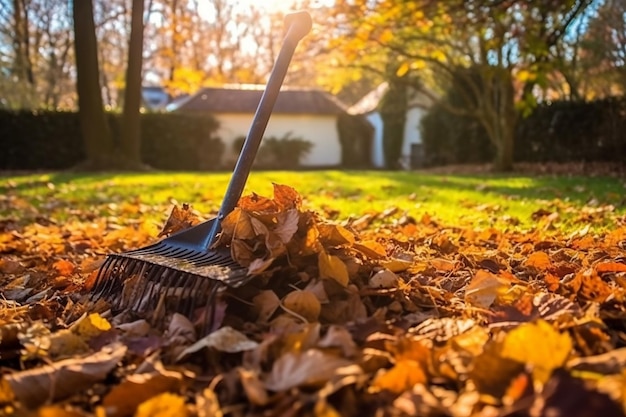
xmin=353 ymin=240 xmax=387 ymax=259
xmin=72 ymin=313 xmax=112 ymax=338
xmin=501 ymin=320 xmax=572 ymax=384
xmin=318 ymin=223 xmax=355 ymax=247
xmin=396 ymin=62 xmax=410 ymax=77
xmin=465 ymin=270 xmax=510 ymax=309
xmin=283 ymin=290 xmax=321 ymax=322
xmin=0 ymin=378 xmax=14 ymax=404
xmin=134 ymin=392 xmax=188 ymax=417
xmin=318 ymin=252 xmax=349 ymax=287
xmin=372 ymin=360 xmax=427 ymax=394
xmin=381 ymin=258 xmax=412 ymax=273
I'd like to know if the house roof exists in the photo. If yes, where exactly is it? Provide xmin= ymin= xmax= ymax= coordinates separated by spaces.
xmin=169 ymin=86 xmax=348 ymax=115
xmin=347 ymin=82 xmax=438 ymax=115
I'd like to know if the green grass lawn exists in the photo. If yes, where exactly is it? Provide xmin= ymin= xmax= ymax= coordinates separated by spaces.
xmin=1 ymin=170 xmax=624 ymax=233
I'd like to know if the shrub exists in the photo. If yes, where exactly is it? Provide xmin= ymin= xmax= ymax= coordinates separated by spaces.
xmin=0 ymin=110 xmax=222 ymax=170
xmin=421 ymin=96 xmax=626 ymax=166
xmin=231 ymin=132 xmax=313 ymax=169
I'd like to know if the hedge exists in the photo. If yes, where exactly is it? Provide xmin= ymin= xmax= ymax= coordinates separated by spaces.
xmin=421 ymin=97 xmax=626 ymax=166
xmin=0 ymin=110 xmax=223 ymax=170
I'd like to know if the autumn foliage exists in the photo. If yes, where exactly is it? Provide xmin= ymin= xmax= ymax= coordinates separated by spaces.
xmin=1 ymin=183 xmax=626 ymax=416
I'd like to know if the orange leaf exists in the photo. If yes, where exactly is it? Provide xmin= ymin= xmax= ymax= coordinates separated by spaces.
xmin=273 ymin=183 xmax=302 ymax=210
xmin=524 ymin=251 xmax=552 ymax=270
xmin=596 ymin=262 xmax=626 ymax=274
xmin=53 ymin=259 xmax=75 ymax=276
xmin=372 ymin=360 xmax=427 ymax=394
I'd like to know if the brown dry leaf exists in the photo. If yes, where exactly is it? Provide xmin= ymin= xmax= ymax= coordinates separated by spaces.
xmin=220 ymin=208 xmax=255 ymax=240
xmin=283 ymin=290 xmax=321 ymax=322
xmin=196 ymin=387 xmax=223 ymax=417
xmin=274 ymin=209 xmax=300 ymax=243
xmin=273 ymin=183 xmax=303 ymax=210
xmin=318 ymin=251 xmax=349 ymax=287
xmin=469 ymin=341 xmax=526 ymax=398
xmin=176 ymin=326 xmax=258 ymax=361
xmin=430 ymin=258 xmax=457 ymax=272
xmin=264 ymin=349 xmax=354 ymax=391
xmin=464 ymin=270 xmax=510 ymax=309
xmin=318 ymin=325 xmax=358 ymax=358
xmin=102 ymin=364 xmax=183 ymax=417
xmin=318 ymin=223 xmax=355 ymax=247
xmin=5 ymin=344 xmax=127 ymax=406
xmin=500 ymin=320 xmax=572 ymax=384
xmin=248 ymin=257 xmax=275 ymax=275
xmin=238 ymin=368 xmax=269 ymax=406
xmin=238 ymin=193 xmax=277 ymax=212
xmin=368 ymin=269 xmax=399 ymax=289
xmin=578 ymin=268 xmax=612 ymax=302
xmin=157 ymin=204 xmax=200 ymax=238
xmin=382 ymin=258 xmax=413 ymax=273
xmin=253 ymin=290 xmax=281 ymax=323
xmin=353 ymin=240 xmax=387 ymax=259
xmin=134 ymin=392 xmax=188 ymax=417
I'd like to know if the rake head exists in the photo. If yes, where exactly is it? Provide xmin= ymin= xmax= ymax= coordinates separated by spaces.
xmin=89 ymin=238 xmax=250 ymax=321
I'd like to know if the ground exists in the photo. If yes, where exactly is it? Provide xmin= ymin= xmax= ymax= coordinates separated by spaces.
xmin=0 ymin=167 xmax=625 ymax=416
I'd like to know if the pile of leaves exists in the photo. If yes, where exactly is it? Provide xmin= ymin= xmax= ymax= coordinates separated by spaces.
xmin=1 ymin=183 xmax=626 ymax=416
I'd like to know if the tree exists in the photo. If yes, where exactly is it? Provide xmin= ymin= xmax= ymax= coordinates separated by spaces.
xmin=72 ymin=0 xmax=115 ymax=170
xmin=120 ymin=0 xmax=146 ymax=166
xmin=325 ymin=0 xmax=594 ymax=171
xmin=0 ymin=0 xmax=74 ymax=109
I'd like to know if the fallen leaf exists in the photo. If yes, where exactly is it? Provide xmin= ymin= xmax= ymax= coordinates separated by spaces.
xmin=5 ymin=344 xmax=127 ymax=406
xmin=176 ymin=327 xmax=258 ymax=361
xmin=273 ymin=183 xmax=302 ymax=210
xmin=371 ymin=359 xmax=427 ymax=394
xmin=283 ymin=290 xmax=321 ymax=322
xmin=501 ymin=320 xmax=572 ymax=384
xmin=238 ymin=368 xmax=269 ymax=406
xmin=353 ymin=240 xmax=387 ymax=259
xmin=368 ymin=269 xmax=399 ymax=289
xmin=264 ymin=349 xmax=354 ymax=391
xmin=158 ymin=204 xmax=200 ymax=237
xmin=253 ymin=290 xmax=281 ymax=323
xmin=274 ymin=209 xmax=300 ymax=243
xmin=525 ymin=251 xmax=553 ymax=270
xmin=318 ymin=251 xmax=349 ymax=287
xmin=465 ymin=270 xmax=510 ymax=309
xmin=52 ymin=259 xmax=75 ymax=276
xmin=134 ymin=392 xmax=188 ymax=417
xmin=318 ymin=223 xmax=355 ymax=247
xmin=102 ymin=364 xmax=183 ymax=417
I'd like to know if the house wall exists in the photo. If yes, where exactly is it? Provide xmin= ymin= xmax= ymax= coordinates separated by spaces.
xmin=215 ymin=113 xmax=342 ymax=167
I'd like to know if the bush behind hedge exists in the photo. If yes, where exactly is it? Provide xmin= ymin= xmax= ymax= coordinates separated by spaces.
xmin=0 ymin=110 xmax=222 ymax=170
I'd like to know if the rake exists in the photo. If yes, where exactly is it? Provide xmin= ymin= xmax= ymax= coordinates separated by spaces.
xmin=89 ymin=11 xmax=313 ymax=323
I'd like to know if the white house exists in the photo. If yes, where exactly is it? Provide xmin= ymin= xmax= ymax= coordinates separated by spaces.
xmin=169 ymin=85 xmax=349 ymax=167
xmin=348 ymin=82 xmax=436 ymax=169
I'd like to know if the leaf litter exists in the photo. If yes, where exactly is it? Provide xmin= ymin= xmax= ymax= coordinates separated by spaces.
xmin=1 ymin=183 xmax=626 ymax=416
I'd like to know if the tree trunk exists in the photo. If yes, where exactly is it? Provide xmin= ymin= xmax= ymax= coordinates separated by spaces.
xmin=120 ymin=0 xmax=146 ymax=168
xmin=493 ymin=122 xmax=515 ymax=172
xmin=72 ymin=0 xmax=115 ymax=170
xmin=380 ymin=76 xmax=408 ymax=170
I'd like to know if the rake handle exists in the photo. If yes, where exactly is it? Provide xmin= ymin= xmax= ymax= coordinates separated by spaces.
xmin=202 ymin=11 xmax=312 ymax=250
